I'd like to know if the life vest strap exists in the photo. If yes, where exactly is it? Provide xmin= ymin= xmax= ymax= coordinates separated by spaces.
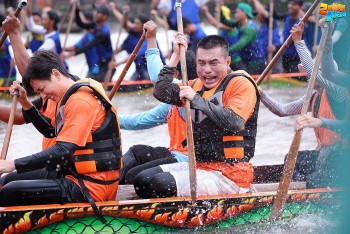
xmin=79 ymin=174 xmax=119 ymax=185
xmin=78 ymin=138 xmax=121 ymax=150
xmin=73 ymin=151 xmax=121 ymax=162
xmin=223 ymin=140 xmax=255 ymax=148
xmin=68 ymin=168 xmax=107 ymax=223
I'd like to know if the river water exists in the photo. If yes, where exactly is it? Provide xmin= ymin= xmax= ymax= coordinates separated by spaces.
xmin=0 ymin=25 xmax=333 ymax=233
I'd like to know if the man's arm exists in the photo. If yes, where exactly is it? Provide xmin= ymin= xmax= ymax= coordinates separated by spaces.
xmin=250 ymin=0 xmax=269 ymax=19
xmin=75 ymin=7 xmax=96 ymax=30
xmin=220 ymin=12 xmax=239 ymax=29
xmin=229 ymin=27 xmax=256 ymax=53
xmin=26 ymin=16 xmax=46 ymax=35
xmin=320 ymin=23 xmax=350 ymax=88
xmin=295 ymin=40 xmax=346 ymax=103
xmin=22 ymin=105 xmax=56 ymax=138
xmin=190 ymin=94 xmax=246 ymax=131
xmin=14 ymin=142 xmax=78 ymax=173
xmin=154 ymin=66 xmax=183 ymax=106
xmin=75 ymin=31 xmax=108 ymax=55
xmin=2 ymin=11 xmax=30 ymax=76
xmin=0 ymin=106 xmax=25 ymax=125
xmin=320 ymin=118 xmax=347 ymax=135
xmin=119 ymin=103 xmax=168 ymax=130
xmin=109 ymin=2 xmax=134 ymax=32
xmin=291 ymin=21 xmax=346 ymax=103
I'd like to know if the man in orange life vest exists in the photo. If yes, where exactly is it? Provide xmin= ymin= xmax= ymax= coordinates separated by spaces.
xmin=0 ymin=12 xmax=79 ymax=189
xmin=134 ymin=35 xmax=260 ymax=198
xmin=119 ymin=21 xmax=196 ymax=184
xmin=0 ymin=51 xmax=121 ymax=223
xmin=260 ymin=21 xmax=347 ymax=188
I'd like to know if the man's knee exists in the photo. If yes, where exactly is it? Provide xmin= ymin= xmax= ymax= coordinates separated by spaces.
xmin=149 ymin=172 xmax=177 ymax=198
xmin=0 ymin=181 xmax=22 ymax=206
xmin=134 ymin=166 xmax=163 ymax=198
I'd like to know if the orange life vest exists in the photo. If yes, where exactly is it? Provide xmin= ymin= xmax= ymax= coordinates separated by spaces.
xmin=55 ymin=78 xmax=122 ymax=175
xmin=166 ymin=105 xmax=188 ymax=155
xmin=55 ymin=78 xmax=121 ymax=223
xmin=191 ymin=71 xmax=260 ymax=164
xmin=311 ymin=89 xmax=341 ymax=148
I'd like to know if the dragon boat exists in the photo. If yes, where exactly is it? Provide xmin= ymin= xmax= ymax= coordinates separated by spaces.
xmin=0 ymin=165 xmax=339 ymax=233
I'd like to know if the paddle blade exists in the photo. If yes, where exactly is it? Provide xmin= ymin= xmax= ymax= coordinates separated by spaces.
xmin=269 ymin=130 xmax=303 ymax=220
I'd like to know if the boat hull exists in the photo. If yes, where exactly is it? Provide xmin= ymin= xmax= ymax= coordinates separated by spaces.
xmin=0 ymin=188 xmax=338 ymax=233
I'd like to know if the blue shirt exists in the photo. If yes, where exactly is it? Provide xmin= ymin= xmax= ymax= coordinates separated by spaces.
xmin=257 ymin=19 xmax=281 ymax=58
xmin=119 ymin=48 xmax=187 ymax=162
xmin=236 ymin=21 xmax=265 ymax=63
xmin=27 ymin=33 xmax=44 ymax=53
xmin=122 ymin=32 xmax=166 ymax=69
xmin=0 ymin=38 xmax=16 ymax=78
xmin=75 ymin=32 xmax=100 ymax=75
xmin=188 ymin=24 xmax=207 ymax=52
xmin=170 ymin=0 xmax=201 ymax=25
xmin=94 ymin=24 xmax=113 ymax=61
xmin=303 ymin=22 xmax=321 ymax=52
xmin=220 ymin=29 xmax=240 ymax=61
xmin=283 ymin=15 xmax=306 ymax=57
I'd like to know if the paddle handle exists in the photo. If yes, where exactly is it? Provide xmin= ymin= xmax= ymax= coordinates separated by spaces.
xmin=266 ymin=0 xmax=274 ymax=88
xmin=58 ymin=4 xmax=72 ymax=32
xmin=103 ymin=11 xmax=127 ymax=91
xmin=163 ymin=15 xmax=171 ymax=58
xmin=0 ymin=0 xmax=27 ymax=48
xmin=63 ymin=3 xmax=77 ymax=49
xmin=0 ymin=91 xmax=19 ymax=160
xmin=108 ymin=31 xmax=146 ymax=100
xmin=256 ymin=0 xmax=321 ymax=85
xmin=312 ymin=5 xmax=321 ymax=58
xmin=176 ymin=0 xmax=197 ymax=203
xmin=269 ymin=25 xmax=329 ymax=221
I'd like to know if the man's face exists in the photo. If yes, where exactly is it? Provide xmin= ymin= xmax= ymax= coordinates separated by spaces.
xmin=288 ymin=2 xmax=301 ymax=16
xmin=42 ymin=14 xmax=51 ymax=30
xmin=33 ymin=15 xmax=42 ymax=25
xmin=196 ymin=47 xmax=231 ymax=89
xmin=94 ymin=12 xmax=107 ymax=24
xmin=234 ymin=9 xmax=245 ymax=22
xmin=134 ymin=18 xmax=144 ymax=33
xmin=30 ymin=70 xmax=65 ymax=103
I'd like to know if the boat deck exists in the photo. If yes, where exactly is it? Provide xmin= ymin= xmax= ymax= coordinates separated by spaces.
xmin=116 ymin=182 xmax=307 ymax=200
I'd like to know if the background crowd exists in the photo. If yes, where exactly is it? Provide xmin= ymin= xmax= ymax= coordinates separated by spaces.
xmin=0 ymin=0 xmax=348 ymax=86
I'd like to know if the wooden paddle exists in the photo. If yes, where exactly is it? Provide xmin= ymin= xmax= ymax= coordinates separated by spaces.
xmin=58 ymin=4 xmax=72 ymax=33
xmin=266 ymin=0 xmax=274 ymax=89
xmin=269 ymin=24 xmax=329 ymax=221
xmin=175 ymin=0 xmax=197 ymax=203
xmin=312 ymin=5 xmax=320 ymax=58
xmin=0 ymin=0 xmax=27 ymax=160
xmin=108 ymin=31 xmax=146 ymax=100
xmin=103 ymin=11 xmax=128 ymax=91
xmin=62 ymin=3 xmax=77 ymax=49
xmin=0 ymin=0 xmax=27 ymax=47
xmin=256 ymin=0 xmax=321 ymax=86
xmin=163 ymin=15 xmax=171 ymax=59
xmin=0 ymin=91 xmax=19 ymax=160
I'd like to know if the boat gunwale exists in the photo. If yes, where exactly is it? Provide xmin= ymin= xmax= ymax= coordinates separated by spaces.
xmin=0 ymin=187 xmax=339 ymax=212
